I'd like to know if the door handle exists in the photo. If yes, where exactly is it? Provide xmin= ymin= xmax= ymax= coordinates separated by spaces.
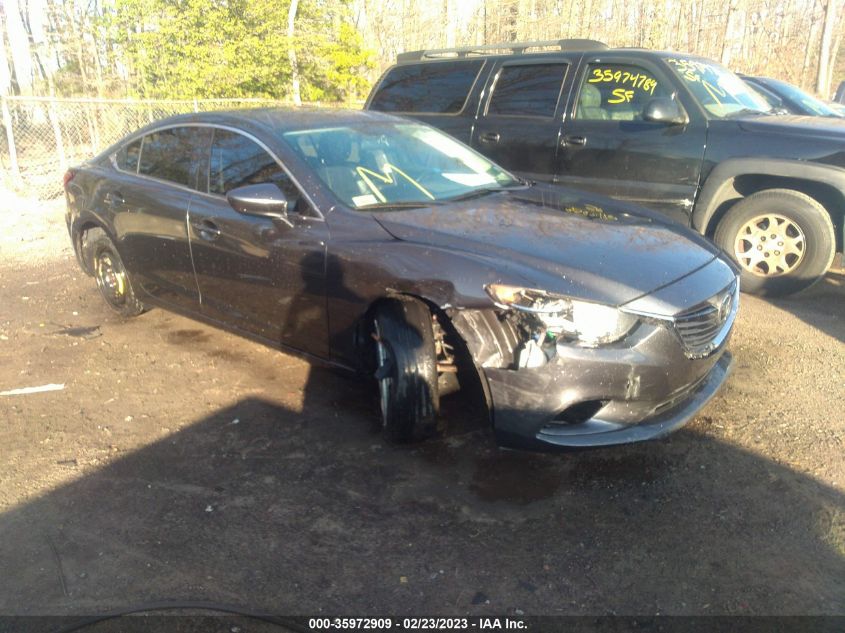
xmin=104 ymin=191 xmax=124 ymax=206
xmin=191 ymin=219 xmax=221 ymax=241
xmin=479 ymin=131 xmax=500 ymax=144
xmin=561 ymin=135 xmax=587 ymax=148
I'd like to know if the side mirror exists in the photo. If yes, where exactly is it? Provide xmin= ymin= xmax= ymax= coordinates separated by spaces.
xmin=642 ymin=97 xmax=687 ymax=125
xmin=226 ymin=183 xmax=292 ymax=224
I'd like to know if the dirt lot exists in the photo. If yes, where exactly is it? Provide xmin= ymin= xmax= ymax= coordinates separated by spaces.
xmin=0 ymin=195 xmax=843 ymax=618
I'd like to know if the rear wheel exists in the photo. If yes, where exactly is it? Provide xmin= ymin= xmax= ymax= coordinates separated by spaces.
xmin=373 ymin=298 xmax=439 ymax=443
xmin=714 ymin=189 xmax=836 ymax=296
xmin=86 ymin=229 xmax=146 ymax=317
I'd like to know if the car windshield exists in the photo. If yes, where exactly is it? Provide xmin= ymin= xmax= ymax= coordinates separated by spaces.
xmin=282 ymin=122 xmax=521 ymax=209
xmin=665 ymin=57 xmax=773 ymax=117
xmin=758 ymin=78 xmax=842 ymax=117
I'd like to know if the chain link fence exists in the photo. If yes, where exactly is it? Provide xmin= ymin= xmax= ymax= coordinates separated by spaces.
xmin=0 ymin=96 xmax=330 ymax=200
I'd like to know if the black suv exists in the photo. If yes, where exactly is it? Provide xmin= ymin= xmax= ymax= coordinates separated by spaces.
xmin=365 ymin=39 xmax=844 ymax=295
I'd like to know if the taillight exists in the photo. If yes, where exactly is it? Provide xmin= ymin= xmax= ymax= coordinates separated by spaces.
xmin=63 ymin=169 xmax=76 ymax=190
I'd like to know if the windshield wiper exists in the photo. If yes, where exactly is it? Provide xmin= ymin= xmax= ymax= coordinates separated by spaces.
xmin=726 ymin=107 xmax=771 ymax=118
xmin=446 ymin=183 xmax=526 ymax=203
xmin=358 ymin=201 xmax=438 ymax=211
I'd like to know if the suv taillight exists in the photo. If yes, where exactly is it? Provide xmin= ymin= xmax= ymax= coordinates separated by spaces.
xmin=63 ymin=169 xmax=76 ymax=190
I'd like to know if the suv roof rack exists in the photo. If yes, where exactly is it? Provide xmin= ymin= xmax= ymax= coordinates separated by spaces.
xmin=396 ymin=39 xmax=608 ymax=63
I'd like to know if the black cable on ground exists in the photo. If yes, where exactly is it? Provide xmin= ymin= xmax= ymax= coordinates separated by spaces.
xmin=51 ymin=600 xmax=310 ymax=633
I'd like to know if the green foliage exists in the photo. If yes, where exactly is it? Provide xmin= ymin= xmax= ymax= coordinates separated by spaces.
xmin=102 ymin=0 xmax=374 ymax=101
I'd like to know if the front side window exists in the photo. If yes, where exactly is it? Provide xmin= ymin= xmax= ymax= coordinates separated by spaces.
xmin=208 ymin=129 xmax=304 ymax=211
xmin=138 ymin=127 xmax=203 ymax=187
xmin=575 ymin=63 xmax=671 ymax=121
xmin=282 ymin=122 xmax=521 ymax=209
xmin=368 ymin=60 xmax=483 ymax=114
xmin=665 ymin=57 xmax=772 ymax=117
xmin=487 ymin=63 xmax=568 ymax=117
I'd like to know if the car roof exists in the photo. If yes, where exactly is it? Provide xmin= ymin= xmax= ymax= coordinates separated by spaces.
xmin=133 ymin=107 xmax=404 ymax=137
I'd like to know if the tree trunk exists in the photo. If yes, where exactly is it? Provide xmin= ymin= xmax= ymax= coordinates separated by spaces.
xmin=818 ymin=0 xmax=839 ymax=96
xmin=287 ymin=0 xmax=302 ymax=106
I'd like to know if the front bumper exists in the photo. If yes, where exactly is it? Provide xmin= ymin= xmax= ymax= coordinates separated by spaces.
xmin=483 ymin=319 xmax=734 ymax=451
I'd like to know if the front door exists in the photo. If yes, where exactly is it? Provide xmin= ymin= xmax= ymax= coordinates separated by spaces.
xmin=187 ymin=128 xmax=330 ymax=357
xmin=471 ymin=59 xmax=573 ymax=182
xmin=556 ymin=57 xmax=707 ymax=225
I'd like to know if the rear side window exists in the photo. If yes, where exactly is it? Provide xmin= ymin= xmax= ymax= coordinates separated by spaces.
xmin=208 ymin=129 xmax=305 ymax=212
xmin=487 ymin=64 xmax=568 ymax=117
xmin=138 ymin=127 xmax=203 ymax=187
xmin=369 ymin=60 xmax=483 ymax=114
xmin=115 ymin=139 xmax=141 ymax=172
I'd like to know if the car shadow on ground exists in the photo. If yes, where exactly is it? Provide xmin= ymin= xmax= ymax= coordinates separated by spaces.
xmin=1 ymin=367 xmax=843 ymax=620
xmin=765 ymin=269 xmax=845 ymax=344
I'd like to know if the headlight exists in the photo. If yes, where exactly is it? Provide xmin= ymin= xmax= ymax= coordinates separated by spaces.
xmin=486 ymin=284 xmax=639 ymax=346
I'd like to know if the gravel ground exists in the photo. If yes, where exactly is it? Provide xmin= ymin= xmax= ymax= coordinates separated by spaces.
xmin=0 ymin=194 xmax=843 ymax=617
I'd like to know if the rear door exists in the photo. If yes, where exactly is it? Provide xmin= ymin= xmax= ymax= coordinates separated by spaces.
xmin=110 ymin=126 xmax=210 ymax=309
xmin=470 ymin=58 xmax=574 ymax=182
xmin=556 ymin=56 xmax=707 ymax=225
xmin=366 ymin=59 xmax=487 ymax=144
xmin=187 ymin=127 xmax=330 ymax=356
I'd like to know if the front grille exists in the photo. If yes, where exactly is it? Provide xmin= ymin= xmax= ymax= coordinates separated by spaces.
xmin=673 ymin=281 xmax=737 ymax=358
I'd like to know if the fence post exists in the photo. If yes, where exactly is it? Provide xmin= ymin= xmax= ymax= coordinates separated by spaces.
xmin=1 ymin=96 xmax=23 ymax=190
xmin=47 ymin=98 xmax=67 ymax=171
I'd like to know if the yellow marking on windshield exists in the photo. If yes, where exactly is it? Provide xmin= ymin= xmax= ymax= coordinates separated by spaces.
xmin=356 ymin=165 xmax=435 ymax=202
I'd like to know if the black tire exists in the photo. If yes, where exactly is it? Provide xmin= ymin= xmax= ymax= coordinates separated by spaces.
xmin=85 ymin=228 xmax=147 ymax=317
xmin=373 ymin=298 xmax=439 ymax=443
xmin=714 ymin=189 xmax=836 ymax=296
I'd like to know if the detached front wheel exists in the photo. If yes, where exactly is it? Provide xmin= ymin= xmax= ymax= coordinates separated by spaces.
xmin=714 ymin=189 xmax=836 ymax=296
xmin=373 ymin=298 xmax=440 ymax=443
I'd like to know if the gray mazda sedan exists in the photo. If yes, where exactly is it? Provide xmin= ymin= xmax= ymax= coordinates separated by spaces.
xmin=64 ymin=109 xmax=738 ymax=450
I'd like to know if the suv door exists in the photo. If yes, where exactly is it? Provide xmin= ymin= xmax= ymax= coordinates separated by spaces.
xmin=557 ymin=56 xmax=707 ymax=225
xmin=111 ymin=126 xmax=210 ymax=309
xmin=187 ymin=127 xmax=330 ymax=356
xmin=366 ymin=59 xmax=487 ymax=144
xmin=471 ymin=59 xmax=574 ymax=182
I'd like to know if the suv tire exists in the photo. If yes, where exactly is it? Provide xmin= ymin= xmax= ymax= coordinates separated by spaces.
xmin=714 ymin=189 xmax=836 ymax=295
xmin=373 ymin=298 xmax=440 ymax=443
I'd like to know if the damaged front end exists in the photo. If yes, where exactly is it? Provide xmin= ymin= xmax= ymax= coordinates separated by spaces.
xmin=448 ymin=280 xmax=736 ymax=450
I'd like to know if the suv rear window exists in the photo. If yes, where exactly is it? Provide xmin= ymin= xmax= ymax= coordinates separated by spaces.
xmin=369 ymin=60 xmax=483 ymax=114
xmin=487 ymin=64 xmax=568 ymax=117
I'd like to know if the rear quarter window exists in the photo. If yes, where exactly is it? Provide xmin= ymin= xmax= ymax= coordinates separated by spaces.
xmin=115 ymin=139 xmax=141 ymax=172
xmin=369 ymin=60 xmax=483 ymax=114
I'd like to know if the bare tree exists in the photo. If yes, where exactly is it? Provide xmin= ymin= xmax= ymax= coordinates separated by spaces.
xmin=818 ymin=0 xmax=840 ymax=95
xmin=288 ymin=0 xmax=302 ymax=105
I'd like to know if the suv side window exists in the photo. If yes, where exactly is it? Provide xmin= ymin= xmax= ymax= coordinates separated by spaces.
xmin=575 ymin=63 xmax=670 ymax=121
xmin=487 ymin=63 xmax=568 ymax=117
xmin=369 ymin=60 xmax=483 ymax=114
xmin=208 ymin=129 xmax=306 ymax=213
xmin=115 ymin=138 xmax=142 ymax=173
xmin=138 ymin=127 xmax=202 ymax=187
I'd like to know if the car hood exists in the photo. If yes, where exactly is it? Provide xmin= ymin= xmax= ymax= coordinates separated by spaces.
xmin=736 ymin=114 xmax=845 ymax=138
xmin=371 ymin=186 xmax=720 ymax=306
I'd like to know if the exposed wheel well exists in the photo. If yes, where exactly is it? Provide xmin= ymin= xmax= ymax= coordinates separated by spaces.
xmin=74 ymin=221 xmax=107 ymax=275
xmin=702 ymin=175 xmax=844 ymax=251
xmin=356 ymin=293 xmax=492 ymax=421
